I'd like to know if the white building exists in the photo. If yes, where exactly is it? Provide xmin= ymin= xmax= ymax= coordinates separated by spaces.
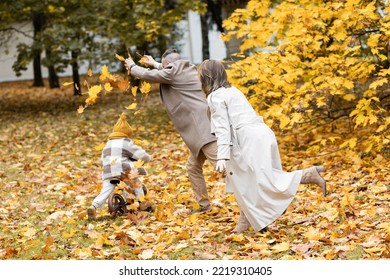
xmin=0 ymin=11 xmax=227 ymax=83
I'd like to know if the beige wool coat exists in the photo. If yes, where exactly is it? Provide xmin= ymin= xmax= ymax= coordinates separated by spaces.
xmin=131 ymin=60 xmax=216 ymax=157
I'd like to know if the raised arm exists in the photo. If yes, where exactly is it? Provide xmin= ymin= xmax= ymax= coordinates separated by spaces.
xmin=125 ymin=57 xmax=172 ymax=84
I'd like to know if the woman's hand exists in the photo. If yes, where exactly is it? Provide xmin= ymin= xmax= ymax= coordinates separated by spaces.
xmin=216 ymin=159 xmax=226 ymax=173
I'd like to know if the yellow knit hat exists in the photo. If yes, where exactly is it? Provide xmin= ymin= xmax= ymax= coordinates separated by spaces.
xmin=108 ymin=113 xmax=134 ymax=139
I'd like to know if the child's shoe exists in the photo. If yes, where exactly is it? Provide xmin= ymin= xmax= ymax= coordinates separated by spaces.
xmin=87 ymin=206 xmax=97 ymax=220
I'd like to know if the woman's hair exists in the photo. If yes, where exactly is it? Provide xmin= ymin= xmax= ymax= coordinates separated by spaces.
xmin=198 ymin=59 xmax=231 ymax=95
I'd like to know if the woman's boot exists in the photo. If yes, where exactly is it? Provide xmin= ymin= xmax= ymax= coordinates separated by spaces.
xmin=233 ymin=209 xmax=251 ymax=233
xmin=301 ymin=166 xmax=327 ymax=196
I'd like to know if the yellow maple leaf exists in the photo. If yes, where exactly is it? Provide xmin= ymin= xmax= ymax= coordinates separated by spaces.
xmin=279 ymin=115 xmax=290 ymax=129
xmin=126 ymin=103 xmax=137 ymax=110
xmin=140 ymin=81 xmax=151 ymax=94
xmin=87 ymin=68 xmax=93 ymax=77
xmin=104 ymin=82 xmax=113 ymax=92
xmin=62 ymin=228 xmax=75 ymax=239
xmin=115 ymin=53 xmax=125 ymax=61
xmin=99 ymin=65 xmax=110 ymax=81
xmin=96 ymin=233 xmax=113 ymax=246
xmin=85 ymin=85 xmax=102 ymax=105
xmin=139 ymin=56 xmax=149 ymax=66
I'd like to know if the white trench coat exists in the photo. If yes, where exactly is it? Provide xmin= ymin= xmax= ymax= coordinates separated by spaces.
xmin=207 ymin=86 xmax=303 ymax=231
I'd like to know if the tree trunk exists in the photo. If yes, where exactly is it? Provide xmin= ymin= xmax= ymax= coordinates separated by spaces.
xmin=71 ymin=50 xmax=81 ymax=96
xmin=46 ymin=48 xmax=59 ymax=88
xmin=32 ymin=53 xmax=44 ymax=87
xmin=200 ymin=14 xmax=210 ymax=60
xmin=32 ymin=12 xmax=45 ymax=87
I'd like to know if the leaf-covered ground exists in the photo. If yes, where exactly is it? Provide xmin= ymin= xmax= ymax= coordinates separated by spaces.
xmin=0 ymin=79 xmax=389 ymax=260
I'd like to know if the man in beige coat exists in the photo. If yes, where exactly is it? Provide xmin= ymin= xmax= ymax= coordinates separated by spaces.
xmin=125 ymin=49 xmax=218 ymax=212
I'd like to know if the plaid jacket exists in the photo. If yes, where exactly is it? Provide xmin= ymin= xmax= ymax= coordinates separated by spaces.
xmin=101 ymin=138 xmax=151 ymax=181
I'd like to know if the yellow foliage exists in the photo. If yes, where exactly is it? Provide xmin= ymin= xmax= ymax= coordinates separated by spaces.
xmin=222 ymin=0 xmax=389 ymax=156
xmin=140 ymin=81 xmax=151 ymax=94
xmin=99 ymin=65 xmax=110 ymax=81
xmin=126 ymin=103 xmax=137 ymax=110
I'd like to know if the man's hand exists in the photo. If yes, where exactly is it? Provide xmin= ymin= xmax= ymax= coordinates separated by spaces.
xmin=125 ymin=58 xmax=135 ymax=70
xmin=141 ymin=55 xmax=157 ymax=67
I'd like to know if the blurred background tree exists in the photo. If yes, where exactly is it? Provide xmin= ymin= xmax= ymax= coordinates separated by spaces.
xmin=0 ymin=0 xmax=206 ymax=94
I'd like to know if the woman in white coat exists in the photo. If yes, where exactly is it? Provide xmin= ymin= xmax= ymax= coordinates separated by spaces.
xmin=198 ymin=60 xmax=326 ymax=233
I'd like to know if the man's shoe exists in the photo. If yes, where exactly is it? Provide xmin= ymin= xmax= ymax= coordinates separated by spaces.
xmin=87 ymin=206 xmax=97 ymax=220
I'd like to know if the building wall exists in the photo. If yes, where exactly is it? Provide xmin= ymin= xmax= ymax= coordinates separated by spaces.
xmin=0 ymin=11 xmax=227 ymax=83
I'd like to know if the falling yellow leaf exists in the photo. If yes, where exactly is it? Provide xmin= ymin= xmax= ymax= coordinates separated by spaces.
xmin=104 ymin=82 xmax=113 ymax=92
xmin=139 ymin=56 xmax=149 ymax=66
xmin=126 ymin=103 xmax=137 ymax=110
xmin=87 ymin=68 xmax=93 ymax=77
xmin=115 ymin=53 xmax=125 ymax=61
xmin=131 ymin=86 xmax=138 ymax=96
xmin=99 ymin=65 xmax=110 ymax=81
xmin=86 ymin=85 xmax=102 ymax=105
xmin=62 ymin=82 xmax=74 ymax=87
xmin=94 ymin=143 xmax=106 ymax=151
xmin=140 ymin=81 xmax=151 ymax=94
xmin=77 ymin=105 xmax=85 ymax=114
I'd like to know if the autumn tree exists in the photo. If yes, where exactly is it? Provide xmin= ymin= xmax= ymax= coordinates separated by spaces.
xmin=223 ymin=0 xmax=390 ymax=157
xmin=200 ymin=0 xmax=225 ymax=60
xmin=1 ymin=0 xmax=206 ymax=93
xmin=102 ymin=0 xmax=206 ymax=60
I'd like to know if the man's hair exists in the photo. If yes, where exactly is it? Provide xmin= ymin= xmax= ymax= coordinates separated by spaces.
xmin=198 ymin=59 xmax=231 ymax=95
xmin=162 ymin=48 xmax=181 ymax=63
xmin=162 ymin=48 xmax=179 ymax=58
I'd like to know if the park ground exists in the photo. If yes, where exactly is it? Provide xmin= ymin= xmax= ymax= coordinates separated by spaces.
xmin=0 ymin=78 xmax=389 ymax=260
